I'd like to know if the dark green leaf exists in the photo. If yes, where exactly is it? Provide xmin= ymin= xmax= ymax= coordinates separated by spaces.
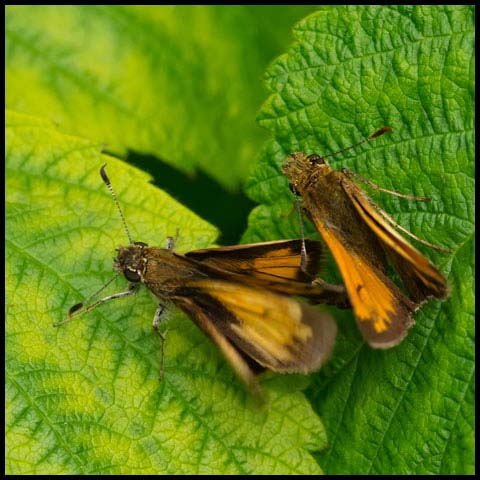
xmin=244 ymin=5 xmax=474 ymax=475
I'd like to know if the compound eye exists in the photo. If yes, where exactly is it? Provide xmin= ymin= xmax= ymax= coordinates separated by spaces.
xmin=125 ymin=269 xmax=141 ymax=282
xmin=307 ymin=154 xmax=324 ymax=165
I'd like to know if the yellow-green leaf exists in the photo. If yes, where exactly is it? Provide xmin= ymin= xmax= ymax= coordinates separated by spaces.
xmin=6 ymin=110 xmax=329 ymax=474
xmin=244 ymin=5 xmax=474 ymax=475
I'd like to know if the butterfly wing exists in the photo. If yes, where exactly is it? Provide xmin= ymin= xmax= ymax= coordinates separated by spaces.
xmin=172 ymin=294 xmax=264 ymax=396
xmin=185 ymin=240 xmax=350 ymax=308
xmin=185 ymin=239 xmax=322 ymax=282
xmin=314 ymin=224 xmax=417 ymax=347
xmin=299 ymin=169 xmax=417 ymax=348
xmin=171 ymin=280 xmax=337 ymax=390
xmin=341 ymin=178 xmax=449 ymax=303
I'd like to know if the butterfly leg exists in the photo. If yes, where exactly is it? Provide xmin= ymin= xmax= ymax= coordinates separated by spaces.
xmin=152 ymin=304 xmax=167 ymax=381
xmin=293 ymin=198 xmax=308 ymax=272
xmin=166 ymin=228 xmax=180 ymax=251
xmin=311 ymin=278 xmax=351 ymax=309
xmin=341 ymin=168 xmax=431 ymax=201
xmin=55 ymin=282 xmax=140 ymax=326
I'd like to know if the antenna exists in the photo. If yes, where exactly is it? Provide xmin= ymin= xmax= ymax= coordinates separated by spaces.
xmin=53 ymin=274 xmax=119 ymax=326
xmin=54 ymin=166 xmax=138 ymax=327
xmin=323 ymin=126 xmax=392 ymax=160
xmin=100 ymin=164 xmax=134 ymax=244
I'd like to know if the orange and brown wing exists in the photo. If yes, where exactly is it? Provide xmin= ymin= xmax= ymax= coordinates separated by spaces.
xmin=185 ymin=240 xmax=350 ymax=309
xmin=172 ymin=294 xmax=263 ymax=397
xmin=172 ymin=280 xmax=337 ymax=391
xmin=310 ymin=219 xmax=416 ymax=348
xmin=341 ymin=178 xmax=449 ymax=304
xmin=185 ymin=239 xmax=322 ymax=282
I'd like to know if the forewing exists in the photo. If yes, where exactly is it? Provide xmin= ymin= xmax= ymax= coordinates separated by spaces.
xmin=309 ymin=212 xmax=417 ymax=348
xmin=342 ymin=178 xmax=449 ymax=303
xmin=185 ymin=239 xmax=322 ymax=282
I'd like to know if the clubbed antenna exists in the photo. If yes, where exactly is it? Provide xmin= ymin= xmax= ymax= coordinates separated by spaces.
xmin=100 ymin=164 xmax=134 ymax=244
xmin=54 ymin=274 xmax=119 ymax=326
xmin=323 ymin=127 xmax=392 ymax=159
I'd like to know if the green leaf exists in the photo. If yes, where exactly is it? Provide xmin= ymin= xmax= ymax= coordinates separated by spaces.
xmin=243 ymin=5 xmax=474 ymax=475
xmin=5 ymin=5 xmax=316 ymax=190
xmin=5 ymin=110 xmax=329 ymax=474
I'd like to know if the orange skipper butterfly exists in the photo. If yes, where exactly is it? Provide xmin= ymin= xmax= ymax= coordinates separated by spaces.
xmin=283 ymin=128 xmax=449 ymax=348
